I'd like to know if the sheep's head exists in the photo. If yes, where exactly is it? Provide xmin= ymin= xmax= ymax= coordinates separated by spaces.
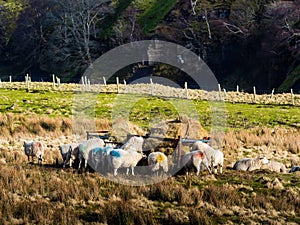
xmin=24 ymin=141 xmax=33 ymax=153
xmin=258 ymin=156 xmax=269 ymax=164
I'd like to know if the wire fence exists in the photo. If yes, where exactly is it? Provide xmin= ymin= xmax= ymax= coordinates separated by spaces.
xmin=0 ymin=75 xmax=299 ymax=106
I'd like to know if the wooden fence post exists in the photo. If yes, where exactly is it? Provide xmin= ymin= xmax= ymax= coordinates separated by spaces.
xmin=177 ymin=136 xmax=182 ymax=168
xmin=291 ymin=89 xmax=295 ymax=105
xmin=270 ymin=88 xmax=275 ymax=99
xmin=185 ymin=82 xmax=188 ymax=99
xmin=218 ymin=83 xmax=222 ymax=101
xmin=116 ymin=77 xmax=119 ymax=93
xmin=253 ymin=86 xmax=256 ymax=103
xmin=123 ymin=79 xmax=126 ymax=93
xmin=56 ymin=77 xmax=60 ymax=87
xmin=150 ymin=78 xmax=154 ymax=96
xmin=84 ymin=76 xmax=88 ymax=91
xmin=88 ymin=79 xmax=91 ymax=91
xmin=52 ymin=74 xmax=55 ymax=89
xmin=25 ymin=74 xmax=30 ymax=91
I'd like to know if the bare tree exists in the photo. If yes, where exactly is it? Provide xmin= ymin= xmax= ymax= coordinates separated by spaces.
xmin=263 ymin=0 xmax=300 ymax=59
xmin=53 ymin=0 xmax=113 ymax=67
xmin=190 ymin=0 xmax=198 ymax=16
xmin=112 ymin=6 xmax=142 ymax=45
xmin=222 ymin=0 xmax=261 ymax=38
xmin=189 ymin=0 xmax=212 ymax=39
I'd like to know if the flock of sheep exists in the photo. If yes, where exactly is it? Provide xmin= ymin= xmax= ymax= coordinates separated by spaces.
xmin=23 ymin=136 xmax=300 ymax=176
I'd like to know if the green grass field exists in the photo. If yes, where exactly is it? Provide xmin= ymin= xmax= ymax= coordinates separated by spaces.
xmin=1 ymin=88 xmax=299 ymax=132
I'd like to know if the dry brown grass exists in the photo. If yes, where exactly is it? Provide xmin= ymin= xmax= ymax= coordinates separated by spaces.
xmin=0 ymin=112 xmax=299 ymax=224
xmin=0 ymin=160 xmax=299 ymax=224
xmin=0 ymin=113 xmax=114 ymax=141
xmin=0 ymin=113 xmax=71 ymax=138
xmin=221 ymin=127 xmax=300 ymax=167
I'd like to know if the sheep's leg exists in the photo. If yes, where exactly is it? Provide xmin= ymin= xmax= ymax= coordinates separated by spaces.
xmin=196 ymin=165 xmax=200 ymax=176
xmin=131 ymin=167 xmax=135 ymax=176
xmin=114 ymin=168 xmax=118 ymax=176
xmin=78 ymin=157 xmax=82 ymax=170
xmin=214 ymin=166 xmax=218 ymax=174
xmin=84 ymin=160 xmax=88 ymax=170
xmin=219 ymin=165 xmax=223 ymax=174
xmin=126 ymin=168 xmax=129 ymax=176
xmin=202 ymin=162 xmax=212 ymax=174
xmin=62 ymin=157 xmax=66 ymax=168
xmin=38 ymin=157 xmax=42 ymax=166
xmin=210 ymin=159 xmax=214 ymax=174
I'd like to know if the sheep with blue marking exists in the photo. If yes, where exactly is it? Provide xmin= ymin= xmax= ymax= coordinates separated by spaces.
xmin=148 ymin=152 xmax=168 ymax=174
xmin=78 ymin=138 xmax=105 ymax=170
xmin=91 ymin=146 xmax=114 ymax=172
xmin=191 ymin=141 xmax=224 ymax=174
xmin=181 ymin=150 xmax=211 ymax=175
xmin=59 ymin=143 xmax=79 ymax=168
xmin=108 ymin=149 xmax=146 ymax=176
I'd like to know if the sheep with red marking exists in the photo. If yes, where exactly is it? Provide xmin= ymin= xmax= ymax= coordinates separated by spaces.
xmin=181 ymin=150 xmax=211 ymax=175
xmin=78 ymin=138 xmax=105 ymax=170
xmin=23 ymin=140 xmax=44 ymax=165
xmin=108 ymin=149 xmax=146 ymax=176
xmin=191 ymin=141 xmax=224 ymax=174
xmin=148 ymin=152 xmax=168 ymax=174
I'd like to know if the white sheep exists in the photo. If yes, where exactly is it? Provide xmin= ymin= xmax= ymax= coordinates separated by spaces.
xmin=23 ymin=140 xmax=45 ymax=165
xmin=147 ymin=152 xmax=168 ymax=174
xmin=121 ymin=136 xmax=144 ymax=152
xmin=191 ymin=141 xmax=224 ymax=174
xmin=261 ymin=160 xmax=287 ymax=173
xmin=78 ymin=138 xmax=105 ymax=170
xmin=59 ymin=143 xmax=79 ymax=168
xmin=233 ymin=156 xmax=269 ymax=171
xmin=108 ymin=149 xmax=146 ymax=176
xmin=289 ymin=166 xmax=300 ymax=173
xmin=181 ymin=150 xmax=211 ymax=175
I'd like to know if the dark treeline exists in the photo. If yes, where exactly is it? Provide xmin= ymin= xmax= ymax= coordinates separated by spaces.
xmin=0 ymin=0 xmax=299 ymax=92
